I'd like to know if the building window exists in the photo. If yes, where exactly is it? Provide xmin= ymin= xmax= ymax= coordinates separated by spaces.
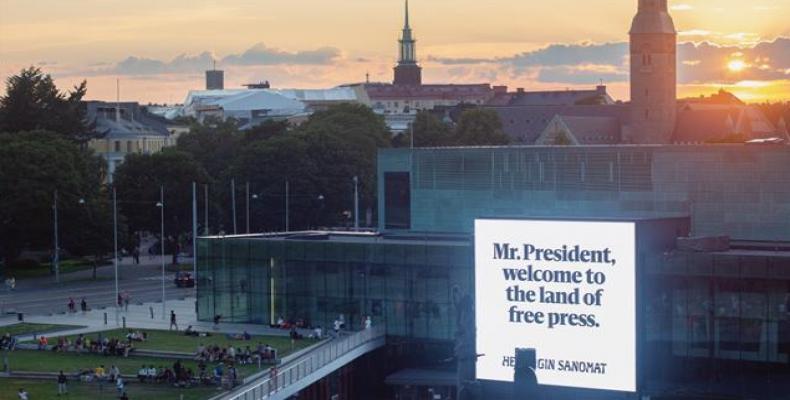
xmin=384 ymin=172 xmax=410 ymax=230
xmin=126 ymin=141 xmax=132 ymax=153
xmin=114 ymin=141 xmax=120 ymax=152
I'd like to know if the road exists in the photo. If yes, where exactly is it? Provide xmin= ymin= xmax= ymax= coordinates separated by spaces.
xmin=0 ymin=256 xmax=195 ymax=316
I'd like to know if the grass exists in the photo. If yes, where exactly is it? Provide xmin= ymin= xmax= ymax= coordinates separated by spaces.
xmin=0 ymin=378 xmax=221 ymax=400
xmin=4 ymin=350 xmax=259 ymax=379
xmin=7 ymin=259 xmax=110 ymax=279
xmin=1 ymin=323 xmax=83 ymax=337
xmin=42 ymin=328 xmax=317 ymax=356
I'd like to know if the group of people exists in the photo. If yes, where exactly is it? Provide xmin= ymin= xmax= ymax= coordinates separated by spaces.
xmin=66 ymin=297 xmax=89 ymax=313
xmin=48 ymin=331 xmax=144 ymax=358
xmin=196 ymin=342 xmax=276 ymax=365
xmin=136 ymin=360 xmax=194 ymax=387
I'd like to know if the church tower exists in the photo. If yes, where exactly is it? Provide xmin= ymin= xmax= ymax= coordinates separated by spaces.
xmin=393 ymin=0 xmax=422 ymax=85
xmin=627 ymin=0 xmax=677 ymax=143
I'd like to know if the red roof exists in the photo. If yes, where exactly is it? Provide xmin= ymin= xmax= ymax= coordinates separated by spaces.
xmin=364 ymin=83 xmax=493 ymax=101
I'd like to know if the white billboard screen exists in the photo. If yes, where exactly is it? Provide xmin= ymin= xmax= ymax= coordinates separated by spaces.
xmin=474 ymin=219 xmax=636 ymax=392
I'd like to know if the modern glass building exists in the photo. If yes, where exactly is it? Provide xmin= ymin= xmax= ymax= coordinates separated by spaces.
xmin=197 ymin=145 xmax=790 ymax=399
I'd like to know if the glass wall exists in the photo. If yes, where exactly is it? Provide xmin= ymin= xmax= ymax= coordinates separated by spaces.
xmin=197 ymin=237 xmax=473 ymax=341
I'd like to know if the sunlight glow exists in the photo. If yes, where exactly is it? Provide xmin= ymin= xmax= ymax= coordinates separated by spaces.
xmin=727 ymin=60 xmax=747 ymax=72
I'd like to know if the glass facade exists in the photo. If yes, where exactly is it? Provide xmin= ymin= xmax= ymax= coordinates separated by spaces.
xmin=197 ymin=235 xmax=472 ymax=341
xmin=198 ymin=234 xmax=790 ymax=397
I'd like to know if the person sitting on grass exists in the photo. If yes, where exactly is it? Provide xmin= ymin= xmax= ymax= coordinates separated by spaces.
xmin=119 ymin=391 xmax=129 ymax=400
xmin=37 ymin=335 xmax=48 ymax=350
xmin=17 ymin=388 xmax=28 ymax=400
xmin=137 ymin=365 xmax=147 ymax=383
xmin=213 ymin=363 xmax=224 ymax=386
xmin=146 ymin=365 xmax=157 ymax=381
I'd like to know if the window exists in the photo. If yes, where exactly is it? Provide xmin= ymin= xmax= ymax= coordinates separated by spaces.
xmin=114 ymin=141 xmax=120 ymax=152
xmin=384 ymin=172 xmax=410 ymax=229
xmin=126 ymin=141 xmax=132 ymax=153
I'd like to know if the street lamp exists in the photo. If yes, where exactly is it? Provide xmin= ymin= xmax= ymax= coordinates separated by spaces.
xmin=156 ymin=185 xmax=165 ymax=320
xmin=352 ymin=176 xmax=359 ymax=231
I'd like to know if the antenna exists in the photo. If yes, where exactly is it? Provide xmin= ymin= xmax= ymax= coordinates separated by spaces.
xmin=366 ymin=72 xmax=370 ymax=84
xmin=116 ymin=78 xmax=121 ymax=124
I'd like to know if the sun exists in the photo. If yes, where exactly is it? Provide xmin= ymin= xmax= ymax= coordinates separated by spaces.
xmin=727 ymin=60 xmax=746 ymax=72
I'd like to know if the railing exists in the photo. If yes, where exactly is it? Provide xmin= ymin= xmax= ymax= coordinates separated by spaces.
xmin=225 ymin=326 xmax=386 ymax=400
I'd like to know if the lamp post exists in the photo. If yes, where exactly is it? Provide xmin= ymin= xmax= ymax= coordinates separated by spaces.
xmin=231 ymin=179 xmax=237 ymax=235
xmin=245 ymin=181 xmax=251 ymax=234
xmin=353 ymin=176 xmax=359 ymax=231
xmin=112 ymin=187 xmax=119 ymax=326
xmin=52 ymin=190 xmax=60 ymax=283
xmin=156 ymin=185 xmax=165 ymax=320
xmin=285 ymin=180 xmax=290 ymax=232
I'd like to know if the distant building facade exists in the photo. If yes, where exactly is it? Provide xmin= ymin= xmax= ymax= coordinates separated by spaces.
xmin=85 ymin=101 xmax=174 ymax=183
xmin=485 ymin=0 xmax=783 ymax=146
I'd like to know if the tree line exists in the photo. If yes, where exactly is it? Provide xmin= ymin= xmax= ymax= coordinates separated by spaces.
xmin=0 ymin=67 xmax=511 ymax=269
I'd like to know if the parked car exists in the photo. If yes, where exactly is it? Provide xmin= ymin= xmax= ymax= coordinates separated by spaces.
xmin=175 ymin=271 xmax=195 ymax=288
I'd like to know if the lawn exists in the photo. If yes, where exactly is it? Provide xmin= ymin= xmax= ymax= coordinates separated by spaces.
xmin=4 ymin=350 xmax=260 ymax=378
xmin=45 ymin=328 xmax=317 ymax=356
xmin=0 ymin=378 xmax=222 ymax=400
xmin=1 ymin=323 xmax=83 ymax=337
xmin=6 ymin=258 xmax=110 ymax=279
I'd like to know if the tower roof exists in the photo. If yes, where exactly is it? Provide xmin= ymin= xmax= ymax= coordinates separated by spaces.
xmin=404 ymin=0 xmax=410 ymax=29
xmin=630 ymin=0 xmax=676 ymax=34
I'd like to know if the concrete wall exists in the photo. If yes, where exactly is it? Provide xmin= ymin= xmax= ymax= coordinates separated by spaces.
xmin=378 ymin=145 xmax=790 ymax=241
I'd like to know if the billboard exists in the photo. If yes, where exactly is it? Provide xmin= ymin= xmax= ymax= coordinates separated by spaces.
xmin=474 ymin=219 xmax=636 ymax=392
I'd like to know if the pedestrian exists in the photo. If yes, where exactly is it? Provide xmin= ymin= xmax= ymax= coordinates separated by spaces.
xmin=80 ymin=298 xmax=88 ymax=313
xmin=170 ymin=310 xmax=178 ymax=331
xmin=68 ymin=297 xmax=76 ymax=313
xmin=133 ymin=247 xmax=140 ymax=265
xmin=117 ymin=293 xmax=123 ymax=308
xmin=116 ymin=376 xmax=124 ymax=394
xmin=17 ymin=388 xmax=28 ymax=400
xmin=9 ymin=276 xmax=15 ymax=291
xmin=213 ymin=314 xmax=222 ymax=331
xmin=57 ymin=370 xmax=68 ymax=395
xmin=364 ymin=315 xmax=372 ymax=330
xmin=123 ymin=292 xmax=131 ymax=312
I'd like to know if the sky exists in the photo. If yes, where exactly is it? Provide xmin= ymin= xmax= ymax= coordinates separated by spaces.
xmin=1 ymin=0 xmax=789 ymax=104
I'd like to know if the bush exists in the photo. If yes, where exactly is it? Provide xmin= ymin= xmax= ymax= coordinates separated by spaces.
xmin=7 ymin=258 xmax=41 ymax=270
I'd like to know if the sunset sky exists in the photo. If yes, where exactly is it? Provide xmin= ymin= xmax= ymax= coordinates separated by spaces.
xmin=1 ymin=0 xmax=788 ymax=104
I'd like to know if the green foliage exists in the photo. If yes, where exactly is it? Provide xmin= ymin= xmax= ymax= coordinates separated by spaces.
xmin=113 ymin=149 xmax=210 ymax=235
xmin=392 ymin=111 xmax=455 ymax=148
xmin=454 ymin=108 xmax=511 ymax=146
xmin=0 ymin=131 xmax=111 ymax=265
xmin=0 ymin=67 xmax=90 ymax=141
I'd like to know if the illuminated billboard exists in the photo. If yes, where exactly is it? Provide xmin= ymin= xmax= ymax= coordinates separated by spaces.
xmin=474 ymin=218 xmax=637 ymax=392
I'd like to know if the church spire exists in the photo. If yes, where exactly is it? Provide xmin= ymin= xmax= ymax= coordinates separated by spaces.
xmin=405 ymin=0 xmax=410 ymax=29
xmin=398 ymin=0 xmax=416 ymax=64
xmin=393 ymin=0 xmax=421 ymax=85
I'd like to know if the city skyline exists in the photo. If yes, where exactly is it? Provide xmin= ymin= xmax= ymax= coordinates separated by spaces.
xmin=1 ymin=0 xmax=789 ymax=103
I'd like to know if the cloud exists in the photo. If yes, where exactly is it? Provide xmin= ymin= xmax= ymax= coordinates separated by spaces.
xmin=427 ymin=37 xmax=790 ymax=85
xmin=222 ymin=43 xmax=340 ymax=66
xmin=670 ymin=4 xmax=694 ymax=11
xmin=100 ymin=44 xmax=341 ymax=75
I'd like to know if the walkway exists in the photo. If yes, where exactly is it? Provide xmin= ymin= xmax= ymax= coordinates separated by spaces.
xmin=220 ymin=326 xmax=386 ymax=400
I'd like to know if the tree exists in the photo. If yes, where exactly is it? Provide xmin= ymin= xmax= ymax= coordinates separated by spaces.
xmin=243 ymin=119 xmax=290 ymax=143
xmin=176 ymin=117 xmax=241 ymax=182
xmin=453 ymin=108 xmax=511 ymax=146
xmin=113 ymin=150 xmax=209 ymax=238
xmin=0 ymin=67 xmax=90 ymax=141
xmin=296 ymin=103 xmax=391 ymax=226
xmin=0 ymin=131 xmax=110 ymax=266
xmin=392 ymin=111 xmax=455 ymax=148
